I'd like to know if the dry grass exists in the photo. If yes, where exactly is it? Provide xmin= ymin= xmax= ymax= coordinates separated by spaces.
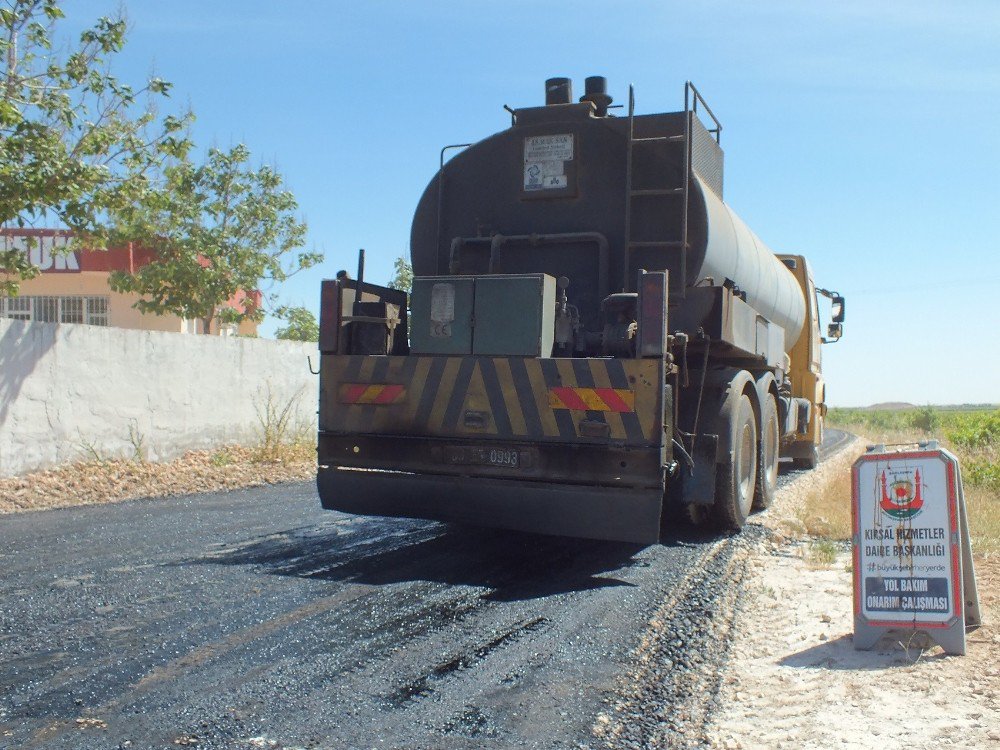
xmin=965 ymin=484 xmax=1000 ymax=556
xmin=795 ymin=467 xmax=854 ymax=542
xmin=0 ymin=384 xmax=318 ymax=516
xmin=0 ymin=443 xmax=315 ymax=515
xmin=804 ymin=418 xmax=1000 ymax=558
xmin=252 ymin=383 xmax=311 ymax=463
xmin=795 ymin=462 xmax=1000 ymax=556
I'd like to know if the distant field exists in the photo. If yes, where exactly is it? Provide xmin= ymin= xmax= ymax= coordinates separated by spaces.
xmin=821 ymin=406 xmax=1000 ymax=554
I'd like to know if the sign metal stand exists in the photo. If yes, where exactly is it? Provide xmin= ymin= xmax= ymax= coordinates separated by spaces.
xmin=852 ymin=441 xmax=981 ymax=655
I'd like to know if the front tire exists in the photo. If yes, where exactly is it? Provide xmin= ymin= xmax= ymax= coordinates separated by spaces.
xmin=714 ymin=393 xmax=758 ymax=530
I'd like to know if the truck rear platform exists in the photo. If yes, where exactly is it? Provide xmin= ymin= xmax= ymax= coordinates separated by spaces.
xmin=318 ymin=352 xmax=668 ymax=544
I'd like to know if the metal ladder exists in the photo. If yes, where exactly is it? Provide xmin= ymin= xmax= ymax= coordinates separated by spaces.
xmin=622 ymin=82 xmax=721 ymax=294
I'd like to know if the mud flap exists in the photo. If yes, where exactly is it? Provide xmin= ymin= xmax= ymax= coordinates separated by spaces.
xmin=674 ymin=432 xmax=719 ymax=506
xmin=317 ymin=467 xmax=663 ymax=545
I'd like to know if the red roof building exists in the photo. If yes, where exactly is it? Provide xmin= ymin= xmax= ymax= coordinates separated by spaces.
xmin=1 ymin=229 xmax=261 ymax=335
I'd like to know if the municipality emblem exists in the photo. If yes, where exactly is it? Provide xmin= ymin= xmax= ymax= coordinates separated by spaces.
xmin=879 ymin=467 xmax=924 ymax=520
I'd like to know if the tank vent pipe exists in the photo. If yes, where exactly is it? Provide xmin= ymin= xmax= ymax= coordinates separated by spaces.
xmin=545 ymin=77 xmax=573 ymax=105
xmin=581 ymin=76 xmax=613 ymax=116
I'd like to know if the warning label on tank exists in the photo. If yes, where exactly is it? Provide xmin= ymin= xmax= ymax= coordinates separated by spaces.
xmin=524 ymin=134 xmax=572 ymax=191
xmin=524 ymin=134 xmax=573 ymax=162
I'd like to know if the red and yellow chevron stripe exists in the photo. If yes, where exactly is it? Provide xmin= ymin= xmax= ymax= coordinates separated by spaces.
xmin=321 ymin=355 xmax=660 ymax=444
xmin=547 ymin=387 xmax=635 ymax=412
xmin=338 ymin=383 xmax=406 ymax=405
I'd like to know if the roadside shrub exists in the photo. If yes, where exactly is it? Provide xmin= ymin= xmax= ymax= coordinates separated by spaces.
xmin=252 ymin=383 xmax=315 ymax=463
xmin=908 ymin=405 xmax=939 ymax=434
xmin=947 ymin=409 xmax=1000 ymax=450
xmin=964 ymin=458 xmax=1000 ymax=492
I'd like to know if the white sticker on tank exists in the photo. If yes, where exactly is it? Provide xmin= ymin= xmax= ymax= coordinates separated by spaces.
xmin=524 ymin=162 xmax=567 ymax=191
xmin=535 ymin=161 xmax=566 ymax=176
xmin=430 ymin=283 xmax=455 ymax=338
xmin=524 ymin=163 xmax=568 ymax=191
xmin=524 ymin=134 xmax=573 ymax=162
xmin=524 ymin=134 xmax=572 ymax=191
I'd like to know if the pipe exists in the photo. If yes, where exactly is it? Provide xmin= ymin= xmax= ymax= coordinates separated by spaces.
xmin=545 ymin=77 xmax=573 ymax=105
xmin=353 ymin=248 xmax=365 ymax=316
xmin=580 ymin=76 xmax=613 ymax=117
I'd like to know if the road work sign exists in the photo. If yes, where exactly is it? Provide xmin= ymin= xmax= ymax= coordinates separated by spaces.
xmin=851 ymin=442 xmax=981 ymax=655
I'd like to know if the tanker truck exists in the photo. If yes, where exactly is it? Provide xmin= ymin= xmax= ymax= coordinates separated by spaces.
xmin=315 ymin=78 xmax=845 ymax=544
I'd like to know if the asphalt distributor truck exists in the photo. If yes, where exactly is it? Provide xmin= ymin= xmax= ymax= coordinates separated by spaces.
xmin=316 ymin=78 xmax=845 ymax=544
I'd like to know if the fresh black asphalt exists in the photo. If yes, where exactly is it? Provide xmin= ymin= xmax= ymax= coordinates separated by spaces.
xmin=0 ymin=430 xmax=849 ymax=749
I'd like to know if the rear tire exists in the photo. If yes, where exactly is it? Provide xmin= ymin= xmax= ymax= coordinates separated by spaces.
xmin=685 ymin=502 xmax=712 ymax=527
xmin=753 ymin=395 xmax=779 ymax=511
xmin=714 ymin=393 xmax=757 ymax=530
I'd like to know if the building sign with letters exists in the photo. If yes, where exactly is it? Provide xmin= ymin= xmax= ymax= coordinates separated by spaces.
xmin=1 ymin=230 xmax=80 ymax=272
xmin=852 ymin=443 xmax=981 ymax=655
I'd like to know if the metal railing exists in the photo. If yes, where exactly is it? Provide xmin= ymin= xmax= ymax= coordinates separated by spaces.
xmin=684 ymin=81 xmax=722 ymax=144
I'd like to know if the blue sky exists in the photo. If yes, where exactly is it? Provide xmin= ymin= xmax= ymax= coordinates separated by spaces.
xmin=68 ymin=0 xmax=1000 ymax=406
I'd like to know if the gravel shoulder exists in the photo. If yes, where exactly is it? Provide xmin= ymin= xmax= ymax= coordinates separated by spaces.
xmin=704 ymin=441 xmax=1000 ymax=750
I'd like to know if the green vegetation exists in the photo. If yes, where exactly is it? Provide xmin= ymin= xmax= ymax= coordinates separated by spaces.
xmin=827 ymin=406 xmax=999 ymax=492
xmin=1 ymin=0 xmax=190 ymax=295
xmin=274 ymin=305 xmax=319 ymax=342
xmin=388 ymin=256 xmax=413 ymax=294
xmin=806 ymin=539 xmax=839 ymax=567
xmin=210 ymin=448 xmax=232 ymax=467
xmin=825 ymin=406 xmax=1000 ymax=554
xmin=2 ymin=2 xmax=318 ymax=315
xmin=110 ymin=144 xmax=321 ymax=334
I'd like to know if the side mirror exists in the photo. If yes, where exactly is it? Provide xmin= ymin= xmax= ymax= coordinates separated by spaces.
xmin=825 ymin=322 xmax=843 ymax=342
xmin=831 ymin=296 xmax=845 ymax=323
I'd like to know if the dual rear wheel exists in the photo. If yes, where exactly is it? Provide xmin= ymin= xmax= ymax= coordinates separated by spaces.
xmin=692 ymin=386 xmax=781 ymax=531
xmin=713 ymin=393 xmax=758 ymax=529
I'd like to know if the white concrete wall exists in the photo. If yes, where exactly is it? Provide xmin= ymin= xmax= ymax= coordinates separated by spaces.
xmin=0 ymin=318 xmax=317 ymax=477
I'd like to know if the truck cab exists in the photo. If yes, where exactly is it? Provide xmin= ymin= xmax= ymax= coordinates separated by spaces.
xmin=778 ymin=254 xmax=845 ymax=469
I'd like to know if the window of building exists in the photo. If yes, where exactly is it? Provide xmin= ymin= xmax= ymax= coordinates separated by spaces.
xmin=0 ymin=296 xmax=110 ymax=326
xmin=61 ymin=296 xmax=83 ymax=324
xmin=34 ymin=296 xmax=58 ymax=323
xmin=86 ymin=297 xmax=109 ymax=326
xmin=1 ymin=296 xmax=31 ymax=320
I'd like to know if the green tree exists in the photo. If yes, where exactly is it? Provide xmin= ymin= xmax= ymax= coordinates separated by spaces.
xmin=388 ymin=256 xmax=412 ymax=293
xmin=274 ymin=304 xmax=318 ymax=342
xmin=1 ymin=0 xmax=190 ymax=295
xmin=109 ymin=144 xmax=322 ymax=334
xmin=910 ymin=405 xmax=940 ymax=434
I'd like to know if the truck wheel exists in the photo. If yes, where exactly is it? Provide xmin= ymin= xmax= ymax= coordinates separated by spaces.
xmin=685 ymin=503 xmax=711 ymax=527
xmin=714 ymin=393 xmax=757 ymax=529
xmin=753 ymin=395 xmax=779 ymax=510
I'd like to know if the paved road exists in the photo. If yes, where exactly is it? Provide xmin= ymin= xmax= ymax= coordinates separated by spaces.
xmin=0 ymin=430 xmax=849 ymax=750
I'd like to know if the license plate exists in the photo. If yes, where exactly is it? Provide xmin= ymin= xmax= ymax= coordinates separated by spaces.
xmin=443 ymin=446 xmax=533 ymax=469
xmin=474 ymin=447 xmax=519 ymax=468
